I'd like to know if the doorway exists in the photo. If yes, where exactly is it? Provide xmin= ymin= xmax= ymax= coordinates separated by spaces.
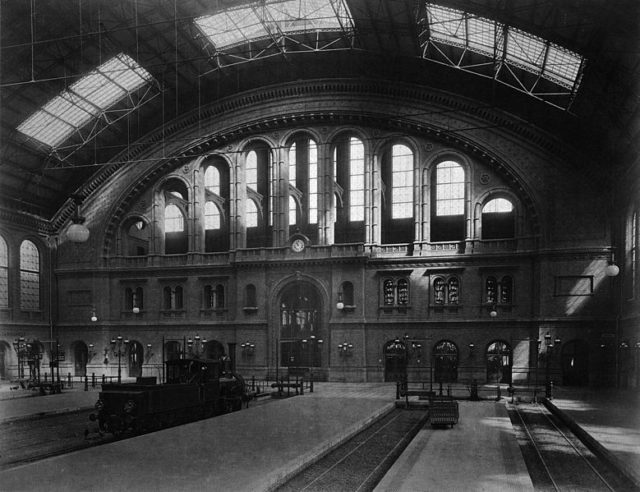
xmin=279 ymin=282 xmax=321 ymax=369
xmin=486 ymin=340 xmax=512 ymax=384
xmin=433 ymin=340 xmax=458 ymax=383
xmin=128 ymin=341 xmax=144 ymax=378
xmin=384 ymin=339 xmax=407 ymax=382
xmin=562 ymin=339 xmax=589 ymax=386
xmin=73 ymin=341 xmax=89 ymax=377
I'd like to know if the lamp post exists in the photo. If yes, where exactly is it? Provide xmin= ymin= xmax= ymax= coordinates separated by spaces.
xmin=111 ymin=336 xmax=129 ymax=383
xmin=302 ymin=335 xmax=323 ymax=392
xmin=241 ymin=341 xmax=256 ymax=357
xmin=544 ymin=333 xmax=561 ymax=399
xmin=13 ymin=337 xmax=27 ymax=379
xmin=187 ymin=334 xmax=207 ymax=359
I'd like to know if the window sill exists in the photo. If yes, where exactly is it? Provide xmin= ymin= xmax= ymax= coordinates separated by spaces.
xmin=242 ymin=306 xmax=258 ymax=314
xmin=379 ymin=305 xmax=411 ymax=313
xmin=429 ymin=304 xmax=461 ymax=312
xmin=160 ymin=310 xmax=186 ymax=318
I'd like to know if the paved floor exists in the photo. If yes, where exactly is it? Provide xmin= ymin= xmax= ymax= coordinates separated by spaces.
xmin=0 ymin=382 xmax=638 ymax=492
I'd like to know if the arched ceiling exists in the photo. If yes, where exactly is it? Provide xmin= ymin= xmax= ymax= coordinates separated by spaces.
xmin=1 ymin=0 xmax=638 ymax=223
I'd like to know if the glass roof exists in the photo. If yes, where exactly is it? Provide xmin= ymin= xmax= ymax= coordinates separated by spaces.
xmin=195 ymin=0 xmax=353 ymax=50
xmin=425 ymin=4 xmax=584 ymax=89
xmin=17 ymin=53 xmax=153 ymax=148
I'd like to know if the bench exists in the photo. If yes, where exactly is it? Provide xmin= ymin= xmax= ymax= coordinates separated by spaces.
xmin=428 ymin=397 xmax=459 ymax=428
xmin=270 ymin=380 xmax=304 ymax=396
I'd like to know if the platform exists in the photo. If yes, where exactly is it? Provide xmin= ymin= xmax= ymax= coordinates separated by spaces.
xmin=0 ymin=382 xmax=638 ymax=491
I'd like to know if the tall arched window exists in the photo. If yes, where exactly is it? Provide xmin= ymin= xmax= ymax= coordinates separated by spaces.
xmin=391 ymin=144 xmax=413 ymax=219
xmin=0 ymin=236 xmax=8 ymax=308
xmin=482 ymin=198 xmax=515 ymax=239
xmin=287 ymin=136 xmax=318 ymax=241
xmin=203 ymin=160 xmax=230 ymax=252
xmin=333 ymin=136 xmax=365 ymax=243
xmin=20 ymin=240 xmax=39 ymax=311
xmin=382 ymin=143 xmax=414 ymax=244
xmin=432 ymin=160 xmax=465 ymax=242
xmin=432 ymin=275 xmax=460 ymax=307
xmin=245 ymin=145 xmax=273 ymax=247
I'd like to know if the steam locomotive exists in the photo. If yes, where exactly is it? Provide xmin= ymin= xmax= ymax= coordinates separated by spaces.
xmin=90 ymin=357 xmax=247 ymax=435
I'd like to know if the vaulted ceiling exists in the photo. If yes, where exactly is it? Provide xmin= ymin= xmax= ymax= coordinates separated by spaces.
xmin=1 ymin=0 xmax=638 ymax=223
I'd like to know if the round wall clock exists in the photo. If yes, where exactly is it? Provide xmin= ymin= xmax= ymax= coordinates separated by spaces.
xmin=291 ymin=238 xmax=306 ymax=253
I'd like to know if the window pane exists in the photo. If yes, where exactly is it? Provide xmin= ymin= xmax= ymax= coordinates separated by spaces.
xmin=349 ymin=137 xmax=365 ymax=222
xmin=204 ymin=166 xmax=220 ymax=195
xmin=483 ymin=198 xmax=513 ymax=213
xmin=164 ymin=204 xmax=184 ymax=232
xmin=436 ymin=161 xmax=465 ymax=216
xmin=391 ymin=144 xmax=413 ymax=219
xmin=289 ymin=196 xmax=297 ymax=225
xmin=204 ymin=201 xmax=221 ymax=230
xmin=246 ymin=151 xmax=258 ymax=191
xmin=309 ymin=140 xmax=318 ymax=224
xmin=246 ymin=199 xmax=258 ymax=228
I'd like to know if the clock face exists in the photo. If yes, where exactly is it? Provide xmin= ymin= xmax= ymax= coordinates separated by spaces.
xmin=291 ymin=238 xmax=305 ymax=252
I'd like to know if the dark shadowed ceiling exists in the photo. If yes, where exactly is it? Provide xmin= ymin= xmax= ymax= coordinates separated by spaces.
xmin=1 ymin=0 xmax=639 ymax=223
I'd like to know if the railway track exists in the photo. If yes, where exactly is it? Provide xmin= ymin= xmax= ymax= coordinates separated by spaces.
xmin=275 ymin=407 xmax=429 ymax=492
xmin=508 ymin=403 xmax=637 ymax=491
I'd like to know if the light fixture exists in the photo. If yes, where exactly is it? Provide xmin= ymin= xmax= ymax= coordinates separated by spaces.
xmin=489 ymin=304 xmax=498 ymax=317
xmin=605 ymin=248 xmax=620 ymax=277
xmin=338 ymin=341 xmax=353 ymax=356
xmin=241 ymin=341 xmax=256 ymax=356
xmin=66 ymin=195 xmax=90 ymax=243
xmin=132 ymin=306 xmax=140 ymax=314
xmin=90 ymin=310 xmax=98 ymax=322
xmin=336 ymin=292 xmax=344 ymax=310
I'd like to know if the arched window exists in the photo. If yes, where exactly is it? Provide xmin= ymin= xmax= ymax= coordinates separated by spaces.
xmin=485 ymin=275 xmax=513 ymax=305
xmin=134 ymin=287 xmax=144 ymax=310
xmin=214 ymin=284 xmax=225 ymax=309
xmin=163 ymin=286 xmax=172 ymax=310
xmin=245 ymin=284 xmax=257 ymax=308
xmin=500 ymin=276 xmax=512 ymax=304
xmin=246 ymin=199 xmax=258 ymax=228
xmin=205 ymin=284 xmax=225 ymax=309
xmin=204 ymin=166 xmax=220 ymax=195
xmin=432 ymin=275 xmax=460 ymax=306
xmin=382 ymin=143 xmax=414 ymax=244
xmin=333 ymin=136 xmax=365 ymax=243
xmin=391 ymin=144 xmax=413 ymax=219
xmin=162 ymin=286 xmax=183 ymax=310
xmin=482 ymin=198 xmax=515 ymax=239
xmin=125 ymin=286 xmax=144 ymax=312
xmin=287 ymin=136 xmax=318 ymax=240
xmin=245 ymin=145 xmax=273 ymax=247
xmin=164 ymin=204 xmax=184 ymax=232
xmin=0 ymin=236 xmax=8 ymax=308
xmin=432 ymin=161 xmax=465 ymax=242
xmin=123 ymin=219 xmax=149 ymax=256
xmin=341 ymin=281 xmax=354 ymax=306
xmin=20 ymin=240 xmax=39 ymax=311
xmin=204 ymin=202 xmax=221 ymax=230
xmin=381 ymin=277 xmax=410 ymax=308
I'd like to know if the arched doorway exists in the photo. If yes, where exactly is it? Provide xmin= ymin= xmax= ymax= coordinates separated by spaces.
xmin=433 ymin=340 xmax=458 ymax=383
xmin=279 ymin=282 xmax=321 ymax=369
xmin=165 ymin=340 xmax=182 ymax=361
xmin=0 ymin=342 xmax=9 ymax=380
xmin=562 ymin=339 xmax=589 ymax=386
xmin=384 ymin=339 xmax=407 ymax=382
xmin=486 ymin=341 xmax=512 ymax=384
xmin=204 ymin=340 xmax=225 ymax=360
xmin=128 ymin=341 xmax=144 ymax=378
xmin=73 ymin=341 xmax=89 ymax=377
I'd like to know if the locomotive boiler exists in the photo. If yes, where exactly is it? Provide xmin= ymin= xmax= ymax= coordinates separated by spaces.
xmin=90 ymin=357 xmax=246 ymax=435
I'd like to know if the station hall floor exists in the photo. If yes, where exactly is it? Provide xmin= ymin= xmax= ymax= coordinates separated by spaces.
xmin=0 ymin=382 xmax=638 ymax=492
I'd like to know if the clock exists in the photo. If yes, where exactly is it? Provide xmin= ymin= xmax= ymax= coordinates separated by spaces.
xmin=291 ymin=238 xmax=306 ymax=253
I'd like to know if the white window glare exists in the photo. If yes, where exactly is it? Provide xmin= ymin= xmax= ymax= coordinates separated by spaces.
xmin=506 ymin=27 xmax=546 ymax=73
xmin=17 ymin=53 xmax=152 ymax=148
xmin=246 ymin=151 xmax=258 ymax=191
xmin=349 ymin=137 xmax=365 ymax=222
xmin=204 ymin=166 xmax=221 ymax=195
xmin=391 ymin=144 xmax=413 ymax=219
xmin=246 ymin=199 xmax=259 ymax=228
xmin=483 ymin=198 xmax=513 ymax=213
xmin=195 ymin=0 xmax=353 ymax=51
xmin=289 ymin=196 xmax=297 ymax=225
xmin=309 ymin=140 xmax=318 ymax=224
xmin=164 ymin=204 xmax=184 ymax=232
xmin=289 ymin=142 xmax=297 ymax=185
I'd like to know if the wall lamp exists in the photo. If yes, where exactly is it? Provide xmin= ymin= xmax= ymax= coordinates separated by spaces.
xmin=90 ymin=309 xmax=98 ymax=322
xmin=87 ymin=343 xmax=96 ymax=361
xmin=241 ymin=341 xmax=256 ymax=356
xmin=145 ymin=343 xmax=154 ymax=363
xmin=132 ymin=305 xmax=140 ymax=314
xmin=489 ymin=304 xmax=498 ymax=317
xmin=468 ymin=343 xmax=475 ymax=357
xmin=336 ymin=292 xmax=344 ymax=310
xmin=605 ymin=248 xmax=620 ymax=277
xmin=337 ymin=341 xmax=353 ymax=357
xmin=66 ymin=195 xmax=90 ymax=243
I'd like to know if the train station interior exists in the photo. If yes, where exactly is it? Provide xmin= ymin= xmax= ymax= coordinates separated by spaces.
xmin=0 ymin=0 xmax=639 ymax=490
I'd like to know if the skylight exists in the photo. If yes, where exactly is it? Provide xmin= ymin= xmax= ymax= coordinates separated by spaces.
xmin=18 ymin=53 xmax=153 ymax=148
xmin=424 ymin=4 xmax=585 ymax=91
xmin=195 ymin=0 xmax=353 ymax=51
